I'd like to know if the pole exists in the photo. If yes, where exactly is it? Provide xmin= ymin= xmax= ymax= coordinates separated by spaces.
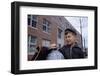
xmin=80 ymin=18 xmax=83 ymax=50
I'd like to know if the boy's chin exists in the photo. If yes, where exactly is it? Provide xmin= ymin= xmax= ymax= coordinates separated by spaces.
xmin=66 ymin=44 xmax=71 ymax=46
xmin=66 ymin=43 xmax=71 ymax=45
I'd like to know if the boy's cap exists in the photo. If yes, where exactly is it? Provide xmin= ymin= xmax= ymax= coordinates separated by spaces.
xmin=65 ymin=28 xmax=77 ymax=35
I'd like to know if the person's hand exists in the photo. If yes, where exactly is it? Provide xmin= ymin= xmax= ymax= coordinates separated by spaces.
xmin=50 ymin=43 xmax=57 ymax=49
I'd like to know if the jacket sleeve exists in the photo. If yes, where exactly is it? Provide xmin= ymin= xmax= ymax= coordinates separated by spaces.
xmin=77 ymin=48 xmax=84 ymax=58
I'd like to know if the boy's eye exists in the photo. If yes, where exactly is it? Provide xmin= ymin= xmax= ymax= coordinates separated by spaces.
xmin=67 ymin=36 xmax=70 ymax=38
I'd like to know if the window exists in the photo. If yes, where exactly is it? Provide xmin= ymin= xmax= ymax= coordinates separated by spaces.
xmin=58 ymin=28 xmax=62 ymax=39
xmin=42 ymin=39 xmax=50 ymax=47
xmin=28 ymin=35 xmax=37 ymax=55
xmin=27 ymin=15 xmax=38 ymax=28
xmin=43 ymin=19 xmax=50 ymax=33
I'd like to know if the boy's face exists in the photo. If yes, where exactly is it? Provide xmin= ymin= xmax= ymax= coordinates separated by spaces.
xmin=65 ymin=32 xmax=76 ymax=46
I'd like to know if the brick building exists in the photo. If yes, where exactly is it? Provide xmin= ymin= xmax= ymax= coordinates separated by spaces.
xmin=28 ymin=15 xmax=82 ymax=60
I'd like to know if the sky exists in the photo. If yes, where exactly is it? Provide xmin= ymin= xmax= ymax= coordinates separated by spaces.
xmin=65 ymin=16 xmax=88 ymax=48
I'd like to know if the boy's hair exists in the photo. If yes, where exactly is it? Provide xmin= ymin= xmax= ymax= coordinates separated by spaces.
xmin=65 ymin=28 xmax=77 ymax=35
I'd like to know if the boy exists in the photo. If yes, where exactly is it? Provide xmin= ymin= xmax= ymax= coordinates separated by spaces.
xmin=59 ymin=28 xmax=84 ymax=59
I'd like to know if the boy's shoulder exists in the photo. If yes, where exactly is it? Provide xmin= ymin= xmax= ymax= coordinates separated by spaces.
xmin=58 ymin=45 xmax=67 ymax=52
xmin=59 ymin=44 xmax=82 ymax=51
xmin=73 ymin=44 xmax=82 ymax=49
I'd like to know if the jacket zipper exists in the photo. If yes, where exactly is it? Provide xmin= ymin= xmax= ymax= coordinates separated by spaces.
xmin=70 ymin=47 xmax=72 ymax=59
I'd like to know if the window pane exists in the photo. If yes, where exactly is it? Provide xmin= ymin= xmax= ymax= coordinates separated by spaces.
xmin=43 ymin=19 xmax=50 ymax=33
xmin=32 ymin=20 xmax=36 ymax=27
xmin=32 ymin=15 xmax=37 ymax=20
xmin=58 ymin=28 xmax=62 ymax=39
xmin=28 ymin=35 xmax=37 ymax=54
xmin=47 ymin=27 xmax=50 ymax=33
xmin=30 ymin=36 xmax=37 ymax=44
xmin=31 ymin=15 xmax=37 ymax=27
xmin=28 ymin=15 xmax=31 ymax=25
xmin=43 ymin=25 xmax=46 ymax=31
xmin=29 ymin=45 xmax=36 ymax=52
xmin=42 ymin=40 xmax=50 ymax=47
